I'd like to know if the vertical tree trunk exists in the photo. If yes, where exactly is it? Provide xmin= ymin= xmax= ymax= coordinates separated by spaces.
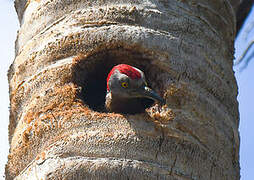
xmin=6 ymin=0 xmax=240 ymax=179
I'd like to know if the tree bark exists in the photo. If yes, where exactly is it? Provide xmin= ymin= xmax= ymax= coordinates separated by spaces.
xmin=236 ymin=0 xmax=254 ymax=35
xmin=6 ymin=0 xmax=240 ymax=179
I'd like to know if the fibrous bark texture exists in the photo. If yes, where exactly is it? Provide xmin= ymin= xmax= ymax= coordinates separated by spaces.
xmin=6 ymin=0 xmax=240 ymax=179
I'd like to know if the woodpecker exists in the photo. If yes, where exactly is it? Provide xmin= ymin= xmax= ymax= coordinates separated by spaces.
xmin=105 ymin=64 xmax=165 ymax=113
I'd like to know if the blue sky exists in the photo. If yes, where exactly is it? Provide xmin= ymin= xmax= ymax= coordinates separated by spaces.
xmin=0 ymin=0 xmax=19 ymax=179
xmin=235 ymin=6 xmax=254 ymax=180
xmin=0 ymin=1 xmax=253 ymax=179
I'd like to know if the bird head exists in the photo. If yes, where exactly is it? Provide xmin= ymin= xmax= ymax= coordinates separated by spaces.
xmin=106 ymin=64 xmax=165 ymax=104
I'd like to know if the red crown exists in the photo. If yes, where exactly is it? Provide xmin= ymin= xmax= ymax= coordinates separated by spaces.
xmin=107 ymin=64 xmax=141 ymax=90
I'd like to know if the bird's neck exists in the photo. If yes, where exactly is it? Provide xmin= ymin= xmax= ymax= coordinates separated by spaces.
xmin=105 ymin=92 xmax=145 ymax=114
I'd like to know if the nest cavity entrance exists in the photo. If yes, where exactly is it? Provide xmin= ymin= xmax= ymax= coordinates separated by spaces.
xmin=71 ymin=49 xmax=164 ymax=113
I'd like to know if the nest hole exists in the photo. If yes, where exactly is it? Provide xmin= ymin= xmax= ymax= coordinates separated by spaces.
xmin=72 ymin=49 xmax=164 ymax=114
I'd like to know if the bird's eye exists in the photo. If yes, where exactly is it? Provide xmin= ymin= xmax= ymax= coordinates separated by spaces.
xmin=121 ymin=82 xmax=128 ymax=88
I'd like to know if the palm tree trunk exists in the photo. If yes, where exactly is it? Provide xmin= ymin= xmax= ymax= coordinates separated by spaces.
xmin=6 ymin=0 xmax=240 ymax=179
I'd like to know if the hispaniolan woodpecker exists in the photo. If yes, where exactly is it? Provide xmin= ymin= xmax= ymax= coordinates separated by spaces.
xmin=105 ymin=64 xmax=165 ymax=113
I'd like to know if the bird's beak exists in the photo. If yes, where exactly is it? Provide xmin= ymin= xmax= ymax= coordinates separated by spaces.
xmin=138 ymin=86 xmax=165 ymax=104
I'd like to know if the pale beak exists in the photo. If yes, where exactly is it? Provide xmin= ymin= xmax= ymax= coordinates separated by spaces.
xmin=138 ymin=86 xmax=165 ymax=104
